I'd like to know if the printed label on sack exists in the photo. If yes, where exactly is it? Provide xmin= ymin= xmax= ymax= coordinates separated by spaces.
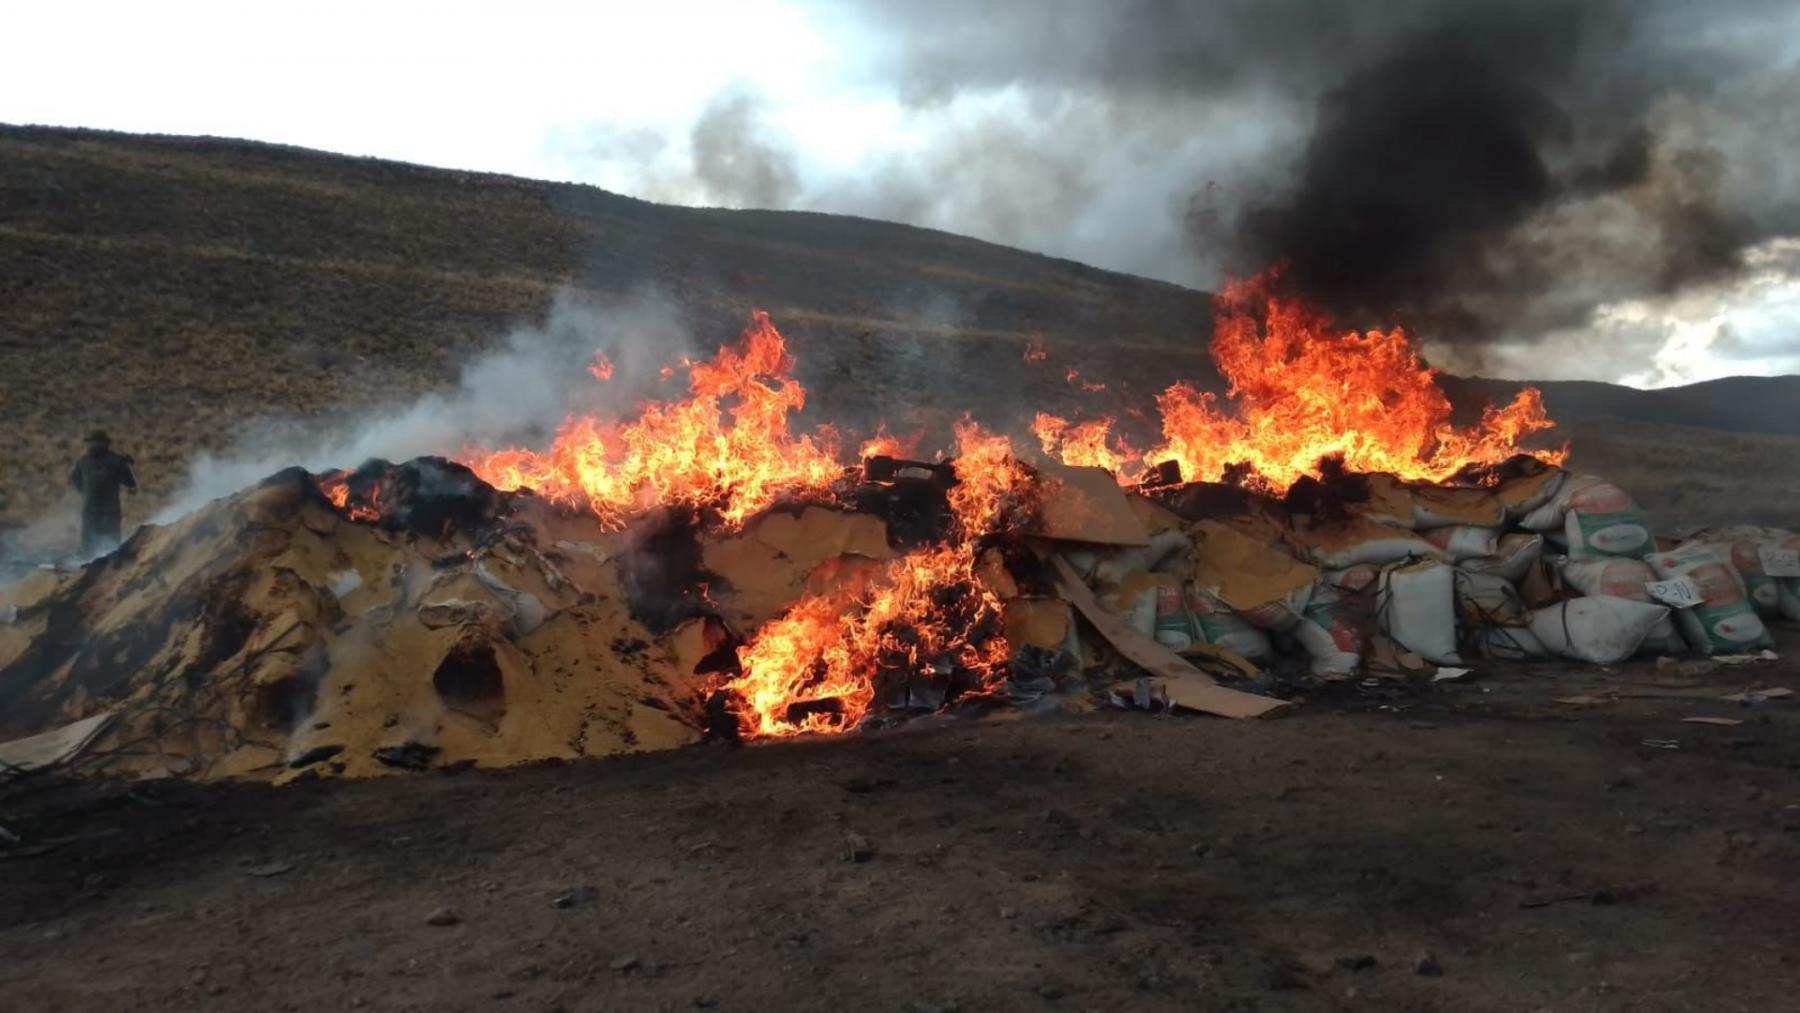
xmin=1645 ymin=578 xmax=1704 ymax=609
xmin=1758 ymin=546 xmax=1800 ymax=578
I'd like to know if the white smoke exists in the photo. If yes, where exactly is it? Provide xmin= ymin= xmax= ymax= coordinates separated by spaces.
xmin=152 ymin=289 xmax=698 ymax=524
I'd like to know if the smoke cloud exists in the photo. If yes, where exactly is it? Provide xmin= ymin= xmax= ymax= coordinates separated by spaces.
xmin=559 ymin=0 xmax=1799 ymax=365
xmin=151 ymin=291 xmax=696 ymax=524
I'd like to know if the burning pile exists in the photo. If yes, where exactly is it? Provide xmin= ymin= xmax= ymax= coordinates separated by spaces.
xmin=8 ymin=271 xmax=1785 ymax=783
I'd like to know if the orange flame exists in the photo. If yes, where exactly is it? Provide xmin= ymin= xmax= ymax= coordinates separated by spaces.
xmin=1065 ymin=367 xmax=1107 ymax=393
xmin=317 ymin=471 xmax=382 ymax=523
xmin=1031 ymin=412 xmax=1137 ymax=478
xmin=1148 ymin=271 xmax=1562 ymax=490
xmin=719 ymin=422 xmax=1029 ymax=738
xmin=445 ymin=287 xmax=1564 ymax=741
xmin=858 ymin=425 xmax=922 ymax=461
xmin=1029 ymin=269 xmax=1563 ymax=489
xmin=465 ymin=311 xmax=845 ymax=528
xmin=586 ymin=351 xmax=615 ymax=382
xmin=1022 ymin=336 xmax=1048 ymax=363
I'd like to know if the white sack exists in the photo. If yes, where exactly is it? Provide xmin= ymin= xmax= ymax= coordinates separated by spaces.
xmin=1377 ymin=560 xmax=1460 ymax=664
xmin=1458 ymin=532 xmax=1544 ymax=584
xmin=1528 ymin=598 xmax=1669 ymax=665
xmin=1423 ymin=525 xmax=1500 ymax=561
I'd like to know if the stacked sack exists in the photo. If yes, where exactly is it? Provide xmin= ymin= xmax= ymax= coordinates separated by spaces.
xmin=1079 ymin=461 xmax=1785 ymax=681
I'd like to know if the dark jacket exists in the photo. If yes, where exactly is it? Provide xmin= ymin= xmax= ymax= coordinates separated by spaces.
xmin=69 ymin=449 xmax=138 ymax=524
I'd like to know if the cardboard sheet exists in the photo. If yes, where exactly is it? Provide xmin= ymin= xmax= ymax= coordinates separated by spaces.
xmin=1032 ymin=461 xmax=1150 ymax=547
xmin=704 ymin=506 xmax=895 ymax=626
xmin=0 ymin=712 xmax=113 ymax=776
xmin=1051 ymin=556 xmax=1283 ymax=718
xmin=1002 ymin=597 xmax=1072 ymax=649
xmin=1188 ymin=520 xmax=1319 ymax=612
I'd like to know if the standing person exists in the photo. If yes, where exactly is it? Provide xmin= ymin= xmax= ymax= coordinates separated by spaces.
xmin=68 ymin=430 xmax=138 ymax=557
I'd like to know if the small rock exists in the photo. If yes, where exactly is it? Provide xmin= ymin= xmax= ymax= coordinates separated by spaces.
xmin=1624 ymin=824 xmax=1646 ymax=836
xmin=844 ymin=833 xmax=875 ymax=863
xmin=1188 ymin=842 xmax=1210 ymax=857
xmin=609 ymin=954 xmax=640 ymax=972
xmin=999 ymin=906 xmax=1019 ymax=920
xmin=425 ymin=907 xmax=462 ymax=927
xmin=693 ymin=997 xmax=720 ymax=1008
xmin=245 ymin=861 xmax=295 ymax=878
xmin=1566 ymin=951 xmax=1594 ymax=966
xmin=1036 ymin=983 xmax=1066 ymax=1000
xmin=1335 ymin=954 xmax=1377 ymax=971
xmin=204 ymin=983 xmax=226 ymax=997
xmin=552 ymin=886 xmax=599 ymax=909
xmin=1413 ymin=950 xmax=1443 ymax=977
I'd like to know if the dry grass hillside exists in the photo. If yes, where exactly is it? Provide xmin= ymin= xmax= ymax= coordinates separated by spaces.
xmin=2 ymin=124 xmax=1796 ymax=539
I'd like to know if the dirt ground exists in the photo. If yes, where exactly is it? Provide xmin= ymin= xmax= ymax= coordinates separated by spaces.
xmin=3 ymin=642 xmax=1799 ymax=1012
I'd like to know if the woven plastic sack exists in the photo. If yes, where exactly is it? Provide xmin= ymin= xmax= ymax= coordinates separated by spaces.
xmin=1647 ymin=543 xmax=1775 ymax=654
xmin=1529 ymin=598 xmax=1669 ymax=664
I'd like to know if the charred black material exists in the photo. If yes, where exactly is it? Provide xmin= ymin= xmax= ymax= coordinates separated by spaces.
xmin=1284 ymin=457 xmax=1371 ymax=523
xmin=327 ymin=458 xmax=504 ymax=537
xmin=1141 ymin=459 xmax=1184 ymax=488
xmin=1454 ymin=452 xmax=1555 ymax=488
xmin=702 ymin=690 xmax=744 ymax=745
xmin=863 ymin=455 xmax=957 ymax=490
xmin=1155 ymin=481 xmax=1288 ymax=524
xmin=847 ymin=478 xmax=954 ymax=551
xmin=372 ymin=741 xmax=440 ymax=771
xmin=615 ymin=508 xmax=714 ymax=634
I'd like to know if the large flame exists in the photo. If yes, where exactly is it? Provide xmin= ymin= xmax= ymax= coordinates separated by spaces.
xmin=1035 ymin=269 xmax=1563 ymax=490
xmin=719 ymin=421 xmax=1031 ymax=738
xmin=451 ymin=281 xmax=1563 ymax=741
xmin=465 ymin=311 xmax=843 ymax=528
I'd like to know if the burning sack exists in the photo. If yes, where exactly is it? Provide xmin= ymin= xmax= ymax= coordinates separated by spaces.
xmin=1492 ymin=462 xmax=1568 ymax=522
xmin=1648 ymin=543 xmax=1776 ymax=655
xmin=1528 ymin=598 xmax=1670 ymax=665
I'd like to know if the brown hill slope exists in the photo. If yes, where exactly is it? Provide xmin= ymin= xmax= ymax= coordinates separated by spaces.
xmin=1 ymin=124 xmax=1795 ymax=535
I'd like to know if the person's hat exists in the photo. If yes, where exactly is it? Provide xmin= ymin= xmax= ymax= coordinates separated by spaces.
xmin=85 ymin=430 xmax=111 ymax=446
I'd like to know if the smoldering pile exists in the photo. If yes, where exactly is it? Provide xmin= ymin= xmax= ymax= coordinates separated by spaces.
xmin=0 ymin=459 xmax=700 ymax=782
xmin=0 ymin=447 xmax=1276 ymax=782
